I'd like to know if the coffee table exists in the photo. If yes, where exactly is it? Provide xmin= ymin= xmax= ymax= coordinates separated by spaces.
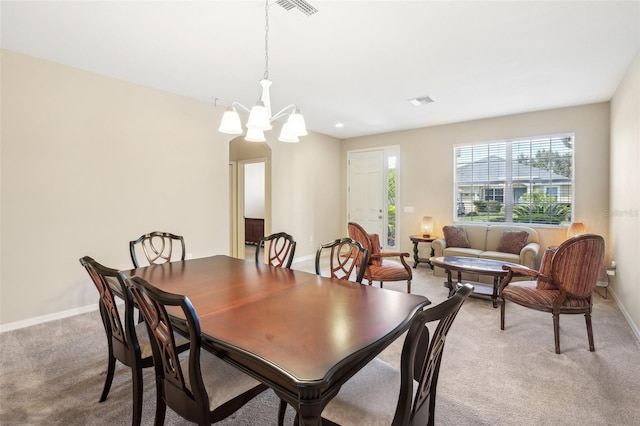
xmin=429 ymin=256 xmax=527 ymax=308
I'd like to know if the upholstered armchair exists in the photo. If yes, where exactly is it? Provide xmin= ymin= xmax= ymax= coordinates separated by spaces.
xmin=499 ymin=234 xmax=605 ymax=354
xmin=347 ymin=222 xmax=413 ymax=293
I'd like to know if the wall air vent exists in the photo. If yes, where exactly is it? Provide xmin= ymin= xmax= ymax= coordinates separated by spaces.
xmin=276 ymin=0 xmax=318 ymax=17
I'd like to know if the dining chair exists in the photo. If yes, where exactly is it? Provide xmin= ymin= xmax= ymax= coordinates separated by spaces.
xmin=347 ymin=221 xmax=413 ymax=293
xmin=79 ymin=256 xmax=153 ymax=426
xmin=315 ymin=237 xmax=369 ymax=283
xmin=129 ymin=231 xmax=185 ymax=268
xmin=317 ymin=284 xmax=474 ymax=425
xmin=499 ymin=234 xmax=605 ymax=354
xmin=126 ymin=275 xmax=269 ymax=426
xmin=255 ymin=232 xmax=296 ymax=268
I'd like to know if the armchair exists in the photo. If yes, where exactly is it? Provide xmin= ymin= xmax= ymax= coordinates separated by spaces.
xmin=499 ymin=234 xmax=605 ymax=354
xmin=348 ymin=222 xmax=413 ymax=293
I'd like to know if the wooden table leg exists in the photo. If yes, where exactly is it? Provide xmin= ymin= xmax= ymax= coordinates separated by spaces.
xmin=492 ymin=275 xmax=500 ymax=308
xmin=445 ymin=269 xmax=454 ymax=297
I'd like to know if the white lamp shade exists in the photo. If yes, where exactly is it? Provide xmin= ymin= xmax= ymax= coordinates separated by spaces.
xmin=278 ymin=123 xmax=300 ymax=143
xmin=218 ymin=107 xmax=243 ymax=134
xmin=245 ymin=127 xmax=266 ymax=142
xmin=247 ymin=101 xmax=272 ymax=131
xmin=421 ymin=216 xmax=434 ymax=237
xmin=286 ymin=110 xmax=308 ymax=136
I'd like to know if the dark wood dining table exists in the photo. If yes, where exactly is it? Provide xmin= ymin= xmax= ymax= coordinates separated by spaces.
xmin=124 ymin=255 xmax=431 ymax=425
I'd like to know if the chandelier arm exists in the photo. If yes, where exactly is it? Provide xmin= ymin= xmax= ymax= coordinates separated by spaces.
xmin=231 ymin=102 xmax=252 ymax=114
xmin=270 ymin=104 xmax=298 ymax=122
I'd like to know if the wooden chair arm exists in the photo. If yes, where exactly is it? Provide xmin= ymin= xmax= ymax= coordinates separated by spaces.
xmin=372 ymin=252 xmax=410 ymax=258
xmin=499 ymin=265 xmax=540 ymax=293
xmin=502 ymin=265 xmax=539 ymax=277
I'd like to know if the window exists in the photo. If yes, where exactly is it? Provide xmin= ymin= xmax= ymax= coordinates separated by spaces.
xmin=454 ymin=134 xmax=574 ymax=225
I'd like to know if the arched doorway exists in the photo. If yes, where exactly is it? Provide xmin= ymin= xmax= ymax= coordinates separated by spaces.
xmin=229 ymin=137 xmax=272 ymax=259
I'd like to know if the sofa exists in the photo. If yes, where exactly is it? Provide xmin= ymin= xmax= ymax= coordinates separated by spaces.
xmin=432 ymin=224 xmax=540 ymax=283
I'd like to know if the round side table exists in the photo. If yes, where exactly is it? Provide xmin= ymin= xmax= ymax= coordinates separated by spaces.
xmin=409 ymin=235 xmax=437 ymax=269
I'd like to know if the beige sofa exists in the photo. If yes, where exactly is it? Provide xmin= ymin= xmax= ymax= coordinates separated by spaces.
xmin=432 ymin=224 xmax=540 ymax=283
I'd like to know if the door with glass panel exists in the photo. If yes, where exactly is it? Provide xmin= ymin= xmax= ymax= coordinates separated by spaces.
xmin=348 ymin=147 xmax=399 ymax=250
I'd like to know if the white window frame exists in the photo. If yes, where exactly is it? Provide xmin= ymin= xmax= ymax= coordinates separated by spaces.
xmin=453 ymin=133 xmax=575 ymax=226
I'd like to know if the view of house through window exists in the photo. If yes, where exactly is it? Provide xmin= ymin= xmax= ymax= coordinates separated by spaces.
xmin=454 ymin=134 xmax=574 ymax=225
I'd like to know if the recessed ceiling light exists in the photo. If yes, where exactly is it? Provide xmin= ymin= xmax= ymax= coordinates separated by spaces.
xmin=408 ymin=96 xmax=435 ymax=106
xmin=335 ymin=122 xmax=344 ymax=128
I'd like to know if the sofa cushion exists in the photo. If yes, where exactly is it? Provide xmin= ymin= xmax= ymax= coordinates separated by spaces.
xmin=485 ymin=225 xmax=537 ymax=251
xmin=481 ymin=251 xmax=520 ymax=264
xmin=443 ymin=247 xmax=483 ymax=258
xmin=443 ymin=225 xmax=471 ymax=248
xmin=496 ymin=230 xmax=529 ymax=254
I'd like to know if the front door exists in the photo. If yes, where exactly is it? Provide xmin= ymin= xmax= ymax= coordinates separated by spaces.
xmin=348 ymin=150 xmax=385 ymax=238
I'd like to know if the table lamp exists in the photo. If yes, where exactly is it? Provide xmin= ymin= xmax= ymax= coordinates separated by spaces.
xmin=567 ymin=222 xmax=587 ymax=238
xmin=421 ymin=216 xmax=434 ymax=238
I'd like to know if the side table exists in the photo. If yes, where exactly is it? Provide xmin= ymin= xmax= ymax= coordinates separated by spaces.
xmin=409 ymin=235 xmax=437 ymax=269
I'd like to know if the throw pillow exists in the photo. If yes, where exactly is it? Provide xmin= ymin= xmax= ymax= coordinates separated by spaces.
xmin=369 ymin=233 xmax=382 ymax=266
xmin=496 ymin=230 xmax=529 ymax=255
xmin=443 ymin=226 xmax=471 ymax=248
xmin=536 ymin=247 xmax=557 ymax=290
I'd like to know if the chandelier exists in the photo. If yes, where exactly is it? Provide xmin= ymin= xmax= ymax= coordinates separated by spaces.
xmin=218 ymin=0 xmax=308 ymax=143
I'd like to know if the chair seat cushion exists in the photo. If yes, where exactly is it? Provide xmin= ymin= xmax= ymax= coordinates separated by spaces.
xmin=135 ymin=321 xmax=188 ymax=359
xmin=182 ymin=350 xmax=262 ymax=409
xmin=502 ymin=281 xmax=591 ymax=310
xmin=368 ymin=260 xmax=410 ymax=281
xmin=134 ymin=322 xmax=153 ymax=359
xmin=322 ymin=357 xmax=416 ymax=426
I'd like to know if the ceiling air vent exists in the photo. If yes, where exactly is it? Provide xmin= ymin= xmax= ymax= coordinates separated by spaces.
xmin=408 ymin=96 xmax=435 ymax=106
xmin=276 ymin=0 xmax=318 ymax=17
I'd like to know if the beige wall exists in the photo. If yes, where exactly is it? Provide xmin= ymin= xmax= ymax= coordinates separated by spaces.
xmin=0 ymin=50 xmax=342 ymax=327
xmin=610 ymin=50 xmax=640 ymax=336
xmin=342 ymin=103 xmax=611 ymax=264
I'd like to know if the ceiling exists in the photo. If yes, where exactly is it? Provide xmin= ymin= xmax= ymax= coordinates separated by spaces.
xmin=2 ymin=1 xmax=639 ymax=139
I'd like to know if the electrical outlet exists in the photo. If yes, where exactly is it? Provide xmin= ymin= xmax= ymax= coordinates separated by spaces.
xmin=611 ymin=260 xmax=616 ymax=268
xmin=310 ymin=235 xmax=314 ymax=242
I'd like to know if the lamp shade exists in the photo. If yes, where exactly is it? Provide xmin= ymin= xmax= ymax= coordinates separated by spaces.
xmin=286 ymin=109 xmax=308 ymax=136
xmin=567 ymin=222 xmax=587 ymax=238
xmin=245 ymin=127 xmax=266 ymax=142
xmin=247 ymin=101 xmax=272 ymax=131
xmin=218 ymin=106 xmax=243 ymax=134
xmin=421 ymin=216 xmax=434 ymax=238
xmin=278 ymin=122 xmax=300 ymax=143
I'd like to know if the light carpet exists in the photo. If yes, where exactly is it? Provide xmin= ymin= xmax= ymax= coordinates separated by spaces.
xmin=1 ymin=261 xmax=639 ymax=425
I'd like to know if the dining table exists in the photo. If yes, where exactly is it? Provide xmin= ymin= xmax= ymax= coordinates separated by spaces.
xmin=124 ymin=255 xmax=431 ymax=425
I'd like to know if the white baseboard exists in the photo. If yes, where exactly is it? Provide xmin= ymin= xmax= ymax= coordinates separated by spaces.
xmin=291 ymin=254 xmax=316 ymax=264
xmin=0 ymin=304 xmax=98 ymax=333
xmin=609 ymin=288 xmax=640 ymax=344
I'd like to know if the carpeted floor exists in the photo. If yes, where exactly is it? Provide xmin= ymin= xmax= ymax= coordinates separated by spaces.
xmin=1 ymin=258 xmax=639 ymax=425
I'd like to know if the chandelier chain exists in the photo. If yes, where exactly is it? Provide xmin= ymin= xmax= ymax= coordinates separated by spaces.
xmin=264 ymin=0 xmax=270 ymax=81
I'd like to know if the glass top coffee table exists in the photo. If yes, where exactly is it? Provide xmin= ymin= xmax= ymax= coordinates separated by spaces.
xmin=429 ymin=256 xmax=528 ymax=308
